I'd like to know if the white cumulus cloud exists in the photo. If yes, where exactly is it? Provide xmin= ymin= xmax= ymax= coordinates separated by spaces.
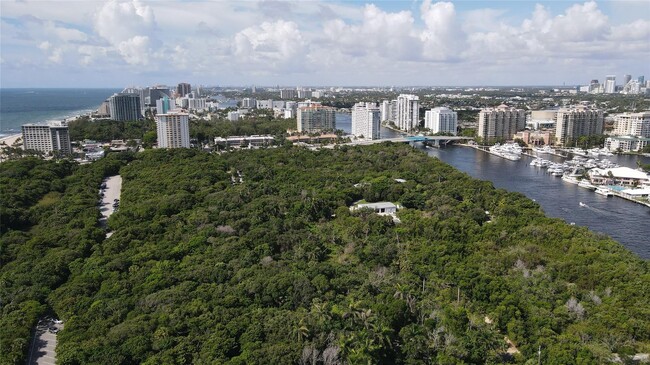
xmin=94 ymin=0 xmax=158 ymax=65
xmin=233 ymin=20 xmax=305 ymax=71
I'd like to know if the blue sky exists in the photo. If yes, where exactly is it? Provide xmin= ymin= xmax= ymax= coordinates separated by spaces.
xmin=1 ymin=0 xmax=648 ymax=87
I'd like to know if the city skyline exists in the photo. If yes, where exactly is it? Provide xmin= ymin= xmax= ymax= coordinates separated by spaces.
xmin=1 ymin=0 xmax=649 ymax=88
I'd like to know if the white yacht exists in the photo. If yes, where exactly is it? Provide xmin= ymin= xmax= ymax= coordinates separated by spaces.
xmin=578 ymin=180 xmax=596 ymax=190
xmin=533 ymin=145 xmax=554 ymax=154
xmin=595 ymin=187 xmax=613 ymax=196
xmin=562 ymin=175 xmax=579 ymax=184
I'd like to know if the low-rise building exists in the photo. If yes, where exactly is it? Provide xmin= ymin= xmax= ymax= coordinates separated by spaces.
xmin=588 ymin=167 xmax=649 ymax=187
xmin=214 ymin=135 xmax=274 ymax=148
xmin=514 ymin=130 xmax=555 ymax=146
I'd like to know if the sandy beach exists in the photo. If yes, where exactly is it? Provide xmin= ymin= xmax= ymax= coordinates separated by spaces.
xmin=0 ymin=133 xmax=23 ymax=148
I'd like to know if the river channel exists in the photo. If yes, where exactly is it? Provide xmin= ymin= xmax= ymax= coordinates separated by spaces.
xmin=337 ymin=113 xmax=650 ymax=259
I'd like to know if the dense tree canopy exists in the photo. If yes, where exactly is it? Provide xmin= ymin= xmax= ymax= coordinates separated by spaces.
xmin=1 ymin=144 xmax=648 ymax=364
xmin=68 ymin=117 xmax=156 ymax=142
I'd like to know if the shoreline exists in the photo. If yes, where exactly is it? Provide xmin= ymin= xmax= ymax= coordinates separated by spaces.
xmin=0 ymin=133 xmax=23 ymax=147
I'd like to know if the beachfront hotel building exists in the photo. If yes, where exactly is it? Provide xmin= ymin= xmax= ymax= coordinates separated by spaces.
xmin=297 ymin=105 xmax=336 ymax=133
xmin=555 ymin=106 xmax=604 ymax=146
xmin=477 ymin=105 xmax=526 ymax=142
xmin=396 ymin=94 xmax=420 ymax=132
xmin=21 ymin=124 xmax=71 ymax=155
xmin=424 ymin=107 xmax=458 ymax=135
xmin=109 ymin=93 xmax=142 ymax=121
xmin=156 ymin=111 xmax=190 ymax=148
xmin=351 ymin=102 xmax=381 ymax=140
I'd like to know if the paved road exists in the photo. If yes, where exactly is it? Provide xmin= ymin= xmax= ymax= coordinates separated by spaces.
xmin=99 ymin=175 xmax=122 ymax=238
xmin=27 ymin=319 xmax=63 ymax=365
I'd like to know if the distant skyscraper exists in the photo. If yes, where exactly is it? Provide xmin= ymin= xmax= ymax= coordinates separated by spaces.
xmin=149 ymin=86 xmax=171 ymax=106
xmin=638 ymin=76 xmax=645 ymax=85
xmin=156 ymin=96 xmax=175 ymax=114
xmin=396 ymin=94 xmax=420 ymax=132
xmin=555 ymin=105 xmax=604 ymax=146
xmin=380 ymin=100 xmax=390 ymax=122
xmin=109 ymin=93 xmax=142 ymax=121
xmin=156 ymin=111 xmax=190 ymax=148
xmin=280 ymin=89 xmax=297 ymax=99
xmin=297 ymin=89 xmax=312 ymax=99
xmin=604 ymin=75 xmax=616 ymax=93
xmin=425 ymin=107 xmax=458 ymax=135
xmin=176 ymin=83 xmax=192 ymax=97
xmin=21 ymin=124 xmax=71 ymax=155
xmin=624 ymin=74 xmax=632 ymax=86
xmin=351 ymin=102 xmax=381 ymax=140
xmin=477 ymin=105 xmax=526 ymax=142
xmin=297 ymin=106 xmax=336 ymax=133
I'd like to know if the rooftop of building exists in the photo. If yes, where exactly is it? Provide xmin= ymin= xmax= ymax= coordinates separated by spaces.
xmin=606 ymin=135 xmax=650 ymax=141
xmin=589 ymin=167 xmax=649 ymax=180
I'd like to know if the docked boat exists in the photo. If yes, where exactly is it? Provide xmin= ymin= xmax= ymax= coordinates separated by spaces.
xmin=562 ymin=175 xmax=580 ymax=184
xmin=595 ymin=187 xmax=613 ymax=196
xmin=532 ymin=145 xmax=554 ymax=154
xmin=578 ymin=180 xmax=596 ymax=190
xmin=489 ymin=143 xmax=522 ymax=161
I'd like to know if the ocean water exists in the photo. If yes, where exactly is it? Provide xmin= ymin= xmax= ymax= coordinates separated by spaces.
xmin=0 ymin=88 xmax=120 ymax=136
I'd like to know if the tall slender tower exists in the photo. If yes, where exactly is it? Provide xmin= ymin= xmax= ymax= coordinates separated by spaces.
xmin=396 ymin=94 xmax=419 ymax=132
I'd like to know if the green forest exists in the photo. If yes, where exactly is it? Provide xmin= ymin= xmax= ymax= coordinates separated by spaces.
xmin=1 ymin=144 xmax=648 ymax=364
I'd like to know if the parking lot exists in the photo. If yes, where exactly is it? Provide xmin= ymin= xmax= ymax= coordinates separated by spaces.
xmin=99 ymin=175 xmax=122 ymax=238
xmin=27 ymin=319 xmax=63 ymax=365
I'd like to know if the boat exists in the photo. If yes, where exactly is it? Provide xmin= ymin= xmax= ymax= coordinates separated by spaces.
xmin=578 ymin=180 xmax=596 ymax=190
xmin=579 ymin=202 xmax=587 ymax=207
xmin=532 ymin=145 xmax=554 ymax=154
xmin=595 ymin=187 xmax=613 ymax=197
xmin=562 ymin=175 xmax=579 ymax=184
xmin=489 ymin=143 xmax=522 ymax=161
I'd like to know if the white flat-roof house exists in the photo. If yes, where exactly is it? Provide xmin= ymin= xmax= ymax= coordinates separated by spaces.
xmin=351 ymin=202 xmax=399 ymax=215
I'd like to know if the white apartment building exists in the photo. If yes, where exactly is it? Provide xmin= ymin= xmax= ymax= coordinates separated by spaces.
xmin=297 ymin=106 xmax=336 ymax=133
xmin=21 ymin=124 xmax=71 ymax=155
xmin=396 ymin=94 xmax=419 ymax=132
xmin=256 ymin=99 xmax=273 ymax=109
xmin=424 ymin=107 xmax=458 ymax=135
xmin=614 ymin=112 xmax=650 ymax=137
xmin=604 ymin=75 xmax=616 ymax=94
xmin=605 ymin=136 xmax=650 ymax=152
xmin=477 ymin=105 xmax=526 ymax=142
xmin=241 ymin=98 xmax=256 ymax=109
xmin=297 ymin=90 xmax=312 ymax=99
xmin=156 ymin=112 xmax=190 ymax=148
xmin=227 ymin=111 xmax=241 ymax=121
xmin=380 ymin=101 xmax=390 ymax=122
xmin=555 ymin=106 xmax=604 ymax=146
xmin=187 ymin=97 xmax=207 ymax=111
xmin=351 ymin=102 xmax=381 ymax=140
